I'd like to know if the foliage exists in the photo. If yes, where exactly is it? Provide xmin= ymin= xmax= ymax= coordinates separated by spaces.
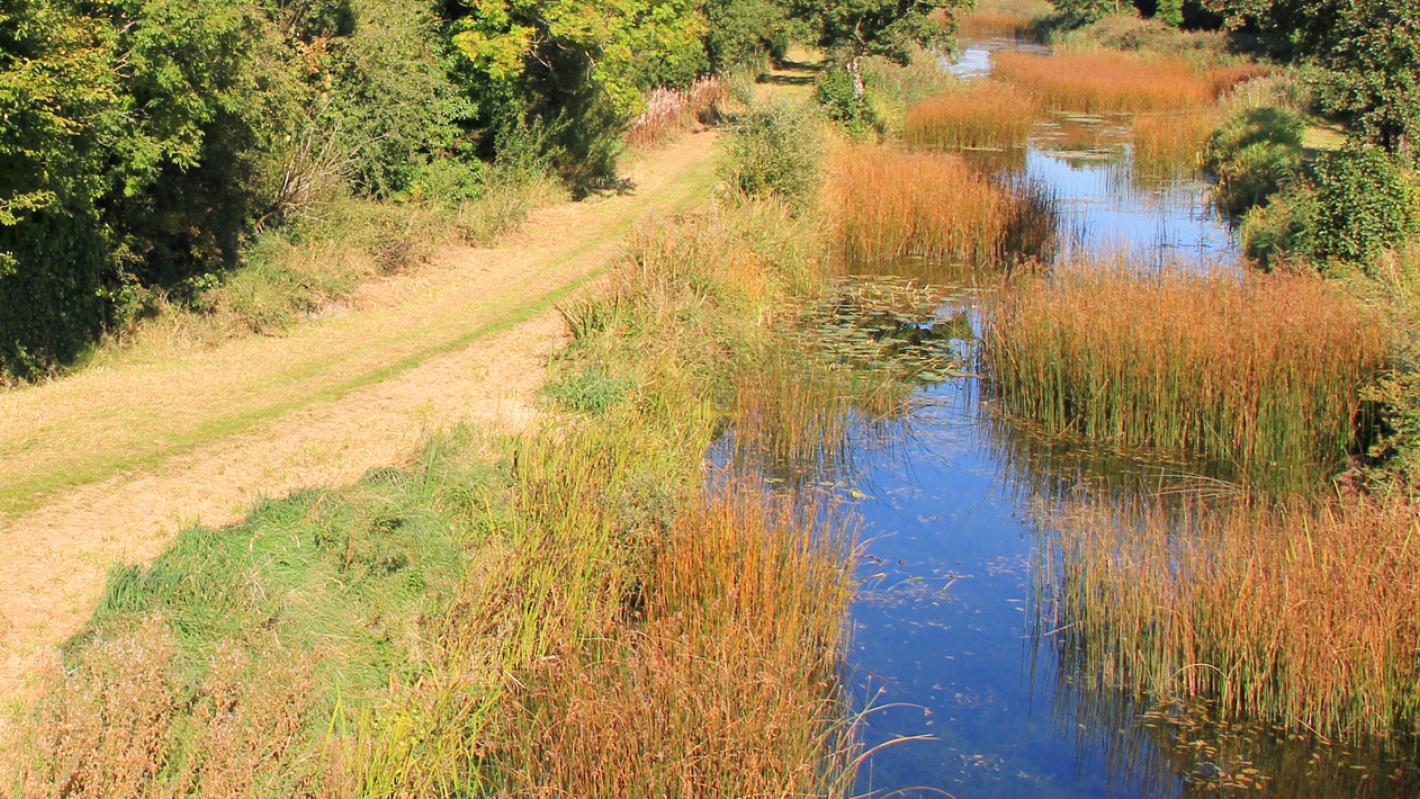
xmin=448 ymin=0 xmax=710 ymax=190
xmin=1306 ymin=146 xmax=1418 ymax=264
xmin=816 ymin=64 xmax=878 ymax=134
xmin=1205 ymin=0 xmax=1420 ymax=156
xmin=1201 ymin=106 xmax=1305 ymax=216
xmin=791 ymin=0 xmax=963 ymax=97
xmin=1242 ymin=147 xmax=1417 ymax=270
xmin=720 ymin=102 xmax=825 ymax=210
xmin=703 ymin=0 xmax=795 ymax=71
xmin=1155 ymin=0 xmax=1183 ymax=26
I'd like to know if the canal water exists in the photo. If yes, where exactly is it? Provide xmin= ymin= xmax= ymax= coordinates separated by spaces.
xmin=753 ymin=40 xmax=1419 ymax=798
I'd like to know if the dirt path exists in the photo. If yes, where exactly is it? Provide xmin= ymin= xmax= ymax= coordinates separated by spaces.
xmin=0 ymin=130 xmax=720 ymax=728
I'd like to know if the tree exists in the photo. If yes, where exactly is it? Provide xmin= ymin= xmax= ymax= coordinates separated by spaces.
xmin=448 ymin=0 xmax=709 ymax=187
xmin=791 ymin=0 xmax=964 ymax=98
xmin=1206 ymin=0 xmax=1420 ymax=158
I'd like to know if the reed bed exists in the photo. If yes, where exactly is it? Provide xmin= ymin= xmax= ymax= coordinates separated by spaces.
xmin=502 ymin=489 xmax=860 ymax=796
xmin=1045 ymin=493 xmax=1420 ymax=740
xmin=829 ymin=147 xmax=1010 ymax=266
xmin=904 ymin=81 xmax=1040 ymax=151
xmin=957 ymin=11 xmax=1035 ymax=39
xmin=627 ymin=77 xmax=727 ymax=148
xmin=994 ymin=51 xmax=1213 ymax=112
xmin=982 ymin=266 xmax=1389 ymax=487
xmin=1131 ymin=108 xmax=1219 ymax=177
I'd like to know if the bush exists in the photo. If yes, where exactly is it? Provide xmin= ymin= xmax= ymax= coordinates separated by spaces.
xmin=720 ymin=102 xmax=824 ymax=210
xmin=1307 ymin=146 xmax=1416 ymax=264
xmin=1243 ymin=147 xmax=1416 ymax=271
xmin=815 ymin=65 xmax=877 ymax=135
xmin=1202 ymin=107 xmax=1305 ymax=216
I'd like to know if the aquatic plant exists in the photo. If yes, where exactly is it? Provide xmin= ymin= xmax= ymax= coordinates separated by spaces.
xmin=1131 ymin=108 xmax=1218 ymax=178
xmin=994 ymin=51 xmax=1213 ymax=112
xmin=1045 ymin=492 xmax=1420 ymax=740
xmin=982 ymin=264 xmax=1389 ymax=488
xmin=828 ymin=147 xmax=1010 ymax=267
xmin=904 ymin=81 xmax=1041 ymax=151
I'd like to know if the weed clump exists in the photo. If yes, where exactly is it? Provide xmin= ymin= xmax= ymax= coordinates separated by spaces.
xmin=1045 ymin=493 xmax=1420 ymax=740
xmin=994 ymin=50 xmax=1213 ymax=112
xmin=828 ymin=147 xmax=1057 ymax=268
xmin=829 ymin=148 xmax=1010 ymax=266
xmin=904 ymin=82 xmax=1040 ymax=151
xmin=983 ymin=265 xmax=1389 ymax=488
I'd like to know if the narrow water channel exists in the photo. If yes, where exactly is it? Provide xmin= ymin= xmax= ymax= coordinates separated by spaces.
xmin=749 ymin=41 xmax=1419 ymax=797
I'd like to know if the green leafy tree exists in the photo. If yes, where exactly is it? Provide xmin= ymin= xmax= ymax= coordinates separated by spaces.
xmin=1156 ymin=0 xmax=1183 ymax=26
xmin=0 ymin=0 xmax=120 ymax=374
xmin=790 ymin=0 xmax=963 ymax=98
xmin=703 ymin=0 xmax=793 ymax=71
xmin=448 ymin=0 xmax=709 ymax=187
xmin=1206 ymin=0 xmax=1420 ymax=157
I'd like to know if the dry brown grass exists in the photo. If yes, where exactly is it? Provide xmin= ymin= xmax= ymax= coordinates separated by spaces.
xmin=828 ymin=147 xmax=1011 ymax=266
xmin=501 ymin=488 xmax=858 ymax=797
xmin=1047 ymin=493 xmax=1420 ymax=740
xmin=1131 ymin=108 xmax=1219 ymax=175
xmin=18 ymin=619 xmax=322 ymax=797
xmin=994 ymin=51 xmax=1213 ymax=112
xmin=983 ymin=265 xmax=1390 ymax=488
xmin=904 ymin=81 xmax=1040 ymax=151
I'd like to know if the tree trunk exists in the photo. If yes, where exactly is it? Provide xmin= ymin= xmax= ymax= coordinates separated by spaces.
xmin=847 ymin=53 xmax=865 ymax=99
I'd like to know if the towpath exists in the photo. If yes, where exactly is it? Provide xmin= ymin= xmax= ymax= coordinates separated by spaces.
xmin=0 ymin=129 xmax=720 ymax=729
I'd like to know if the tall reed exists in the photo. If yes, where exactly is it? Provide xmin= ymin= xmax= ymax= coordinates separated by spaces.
xmin=1131 ymin=108 xmax=1218 ymax=177
xmin=1044 ymin=493 xmax=1420 ymax=740
xmin=956 ymin=11 xmax=1035 ymax=39
xmin=904 ymin=81 xmax=1040 ymax=151
xmin=829 ymin=147 xmax=1010 ymax=266
xmin=994 ymin=51 xmax=1213 ymax=112
xmin=502 ymin=488 xmax=860 ymax=796
xmin=982 ymin=265 xmax=1389 ymax=487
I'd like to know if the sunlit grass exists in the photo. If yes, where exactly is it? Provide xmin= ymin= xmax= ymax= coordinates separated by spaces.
xmin=995 ymin=51 xmax=1213 ymax=112
xmin=1045 ymin=492 xmax=1420 ymax=740
xmin=983 ymin=264 xmax=1389 ymax=488
xmin=904 ymin=81 xmax=1040 ymax=151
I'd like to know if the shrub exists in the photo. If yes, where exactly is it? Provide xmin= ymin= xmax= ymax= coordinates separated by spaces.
xmin=1307 ymin=146 xmax=1417 ymax=265
xmin=815 ymin=64 xmax=877 ymax=135
xmin=720 ymin=102 xmax=825 ymax=210
xmin=1202 ymin=106 xmax=1305 ymax=216
xmin=1242 ymin=147 xmax=1417 ymax=271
